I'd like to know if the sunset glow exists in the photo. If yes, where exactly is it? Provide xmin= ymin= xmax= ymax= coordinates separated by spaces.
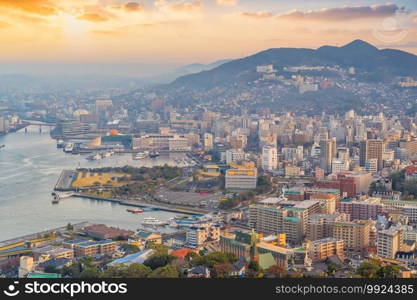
xmin=0 ymin=0 xmax=416 ymax=64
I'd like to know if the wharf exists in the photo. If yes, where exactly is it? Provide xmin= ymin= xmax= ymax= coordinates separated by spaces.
xmin=54 ymin=170 xmax=77 ymax=191
xmin=72 ymin=193 xmax=206 ymax=215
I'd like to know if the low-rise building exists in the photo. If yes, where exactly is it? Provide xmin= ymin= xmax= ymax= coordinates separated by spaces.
xmin=74 ymin=240 xmax=116 ymax=257
xmin=308 ymin=238 xmax=345 ymax=262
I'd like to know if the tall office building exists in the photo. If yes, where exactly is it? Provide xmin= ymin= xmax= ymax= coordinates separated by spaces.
xmin=319 ymin=138 xmax=336 ymax=174
xmin=262 ymin=145 xmax=277 ymax=171
xmin=0 ymin=115 xmax=6 ymax=134
xmin=203 ymin=133 xmax=213 ymax=151
xmin=360 ymin=140 xmax=383 ymax=171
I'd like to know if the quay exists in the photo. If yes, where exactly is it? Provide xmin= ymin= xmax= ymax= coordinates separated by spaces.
xmin=54 ymin=170 xmax=77 ymax=191
xmin=72 ymin=193 xmax=206 ymax=215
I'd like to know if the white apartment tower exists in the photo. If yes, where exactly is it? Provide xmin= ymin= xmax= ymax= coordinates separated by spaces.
xmin=262 ymin=145 xmax=277 ymax=171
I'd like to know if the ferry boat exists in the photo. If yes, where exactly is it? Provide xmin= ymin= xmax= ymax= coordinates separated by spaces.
xmin=169 ymin=215 xmax=200 ymax=228
xmin=127 ymin=208 xmax=144 ymax=214
xmin=141 ymin=217 xmax=168 ymax=226
xmin=51 ymin=191 xmax=74 ymax=203
xmin=56 ymin=139 xmax=64 ymax=148
xmin=133 ymin=151 xmax=149 ymax=160
xmin=63 ymin=142 xmax=74 ymax=153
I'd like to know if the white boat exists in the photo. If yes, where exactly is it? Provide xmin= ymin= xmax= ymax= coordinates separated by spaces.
xmin=63 ymin=142 xmax=74 ymax=153
xmin=56 ymin=139 xmax=64 ymax=148
xmin=87 ymin=153 xmax=102 ymax=160
xmin=52 ymin=191 xmax=74 ymax=199
xmin=141 ymin=217 xmax=168 ymax=226
xmin=51 ymin=191 xmax=74 ymax=203
xmin=103 ymin=151 xmax=114 ymax=158
xmin=133 ymin=151 xmax=149 ymax=160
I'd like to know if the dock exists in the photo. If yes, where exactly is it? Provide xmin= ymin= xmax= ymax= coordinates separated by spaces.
xmin=54 ymin=170 xmax=77 ymax=191
xmin=72 ymin=193 xmax=206 ymax=215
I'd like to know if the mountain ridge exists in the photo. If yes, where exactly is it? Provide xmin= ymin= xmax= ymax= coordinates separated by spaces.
xmin=170 ymin=40 xmax=417 ymax=88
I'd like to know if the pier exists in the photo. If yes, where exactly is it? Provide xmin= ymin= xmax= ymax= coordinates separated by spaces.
xmin=71 ymin=193 xmax=206 ymax=215
xmin=54 ymin=170 xmax=77 ymax=191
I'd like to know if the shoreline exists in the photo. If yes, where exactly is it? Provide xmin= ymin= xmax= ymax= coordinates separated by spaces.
xmin=73 ymin=193 xmax=208 ymax=216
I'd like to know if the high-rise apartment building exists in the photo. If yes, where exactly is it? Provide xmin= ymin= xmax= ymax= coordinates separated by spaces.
xmin=377 ymin=228 xmax=403 ymax=259
xmin=332 ymin=220 xmax=371 ymax=254
xmin=262 ymin=145 xmax=277 ymax=171
xmin=306 ymin=213 xmax=348 ymax=241
xmin=320 ymin=138 xmax=336 ymax=174
xmin=203 ymin=133 xmax=213 ymax=151
xmin=360 ymin=139 xmax=383 ymax=171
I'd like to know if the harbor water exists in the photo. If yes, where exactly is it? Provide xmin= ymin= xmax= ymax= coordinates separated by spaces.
xmin=0 ymin=126 xmax=189 ymax=241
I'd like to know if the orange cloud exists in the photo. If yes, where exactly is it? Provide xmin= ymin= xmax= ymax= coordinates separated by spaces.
xmin=78 ymin=13 xmax=109 ymax=22
xmin=239 ymin=11 xmax=273 ymax=19
xmin=155 ymin=0 xmax=203 ymax=13
xmin=0 ymin=20 xmax=10 ymax=28
xmin=124 ymin=2 xmax=145 ymax=12
xmin=216 ymin=0 xmax=237 ymax=6
xmin=0 ymin=0 xmax=57 ymax=16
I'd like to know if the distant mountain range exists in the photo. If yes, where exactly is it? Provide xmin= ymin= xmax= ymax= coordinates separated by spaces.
xmin=141 ymin=59 xmax=233 ymax=84
xmin=171 ymin=40 xmax=417 ymax=88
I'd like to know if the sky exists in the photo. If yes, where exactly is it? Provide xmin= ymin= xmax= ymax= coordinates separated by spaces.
xmin=0 ymin=0 xmax=416 ymax=76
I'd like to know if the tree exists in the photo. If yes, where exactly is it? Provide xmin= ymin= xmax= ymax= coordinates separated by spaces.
xmin=102 ymin=264 xmax=151 ymax=278
xmin=185 ymin=252 xmax=199 ymax=262
xmin=66 ymin=223 xmax=74 ymax=231
xmin=327 ymin=262 xmax=340 ymax=275
xmin=146 ymin=242 xmax=169 ymax=255
xmin=377 ymin=265 xmax=401 ymax=278
xmin=248 ymin=260 xmax=261 ymax=272
xmin=144 ymin=254 xmax=175 ymax=270
xmin=148 ymin=265 xmax=179 ymax=278
xmin=357 ymin=260 xmax=381 ymax=278
xmin=402 ymin=179 xmax=417 ymax=198
xmin=212 ymin=263 xmax=233 ymax=278
xmin=266 ymin=265 xmax=285 ymax=278
xmin=190 ymin=252 xmax=237 ymax=268
xmin=44 ymin=265 xmax=58 ymax=274
xmin=80 ymin=267 xmax=100 ymax=278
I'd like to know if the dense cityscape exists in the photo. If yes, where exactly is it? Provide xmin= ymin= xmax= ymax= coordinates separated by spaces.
xmin=1 ymin=1 xmax=417 ymax=291
xmin=2 ymin=60 xmax=417 ymax=278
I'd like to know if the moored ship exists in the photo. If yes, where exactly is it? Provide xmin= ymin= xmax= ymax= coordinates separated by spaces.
xmin=127 ymin=208 xmax=144 ymax=214
xmin=141 ymin=217 xmax=168 ymax=226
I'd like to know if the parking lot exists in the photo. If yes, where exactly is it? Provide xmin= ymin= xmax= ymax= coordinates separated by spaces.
xmin=155 ymin=188 xmax=221 ymax=210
